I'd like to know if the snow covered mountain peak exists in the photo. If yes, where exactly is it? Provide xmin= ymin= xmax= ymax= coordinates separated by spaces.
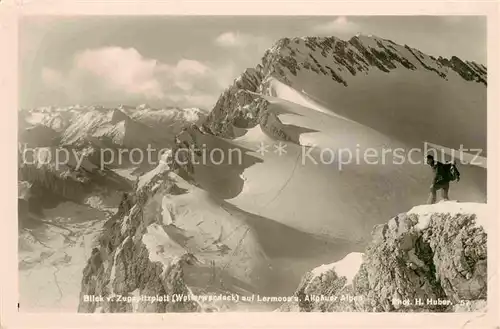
xmin=262 ymin=34 xmax=486 ymax=87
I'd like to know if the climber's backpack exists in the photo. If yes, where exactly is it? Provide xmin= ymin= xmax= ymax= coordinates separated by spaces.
xmin=443 ymin=162 xmax=460 ymax=182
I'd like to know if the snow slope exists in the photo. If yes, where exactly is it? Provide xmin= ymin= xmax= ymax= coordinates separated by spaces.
xmin=183 ymin=84 xmax=486 ymax=243
xmin=274 ymin=36 xmax=486 ymax=154
xmin=77 ymin=165 xmax=362 ymax=313
xmin=190 ymin=32 xmax=487 ymax=242
xmin=263 ymin=77 xmax=353 ymax=122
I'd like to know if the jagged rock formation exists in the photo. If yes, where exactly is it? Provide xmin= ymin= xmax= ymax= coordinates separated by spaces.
xmin=437 ymin=56 xmax=487 ymax=85
xmin=201 ymin=34 xmax=486 ymax=151
xmin=78 ymin=155 xmax=202 ymax=312
xmin=17 ymin=103 xmax=203 ymax=205
xmin=19 ymin=105 xmax=203 ymax=150
xmin=279 ymin=202 xmax=487 ymax=312
xmin=61 ymin=108 xmax=159 ymax=150
xmin=130 ymin=106 xmax=206 ymax=137
xmin=77 ymin=152 xmax=268 ymax=313
xmin=203 ymin=67 xmax=268 ymax=138
xmin=17 ymin=144 xmax=131 ymax=203
xmin=261 ymin=35 xmax=486 ymax=86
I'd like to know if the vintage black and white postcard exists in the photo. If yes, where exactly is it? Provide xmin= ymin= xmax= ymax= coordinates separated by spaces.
xmin=1 ymin=1 xmax=498 ymax=328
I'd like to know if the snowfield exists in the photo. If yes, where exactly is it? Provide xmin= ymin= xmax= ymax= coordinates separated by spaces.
xmin=264 ymin=77 xmax=353 ymax=122
xmin=220 ymin=85 xmax=486 ymax=242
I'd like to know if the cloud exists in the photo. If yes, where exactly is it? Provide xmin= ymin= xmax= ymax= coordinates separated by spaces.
xmin=215 ymin=31 xmax=270 ymax=50
xmin=73 ymin=47 xmax=164 ymax=98
xmin=312 ymin=16 xmax=361 ymax=35
xmin=215 ymin=32 xmax=242 ymax=47
xmin=40 ymin=47 xmax=233 ymax=109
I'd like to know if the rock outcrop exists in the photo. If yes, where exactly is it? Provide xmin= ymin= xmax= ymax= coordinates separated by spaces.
xmin=203 ymin=67 xmax=268 ymax=138
xmin=279 ymin=202 xmax=487 ymax=312
xmin=78 ymin=156 xmax=203 ymax=312
xmin=77 ymin=151 xmax=267 ymax=313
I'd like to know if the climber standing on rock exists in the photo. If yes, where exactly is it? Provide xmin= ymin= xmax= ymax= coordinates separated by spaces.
xmin=426 ymin=154 xmax=460 ymax=204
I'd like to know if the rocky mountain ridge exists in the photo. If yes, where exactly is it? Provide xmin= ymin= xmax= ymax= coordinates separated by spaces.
xmin=279 ymin=202 xmax=487 ymax=312
xmin=201 ymin=34 xmax=487 ymax=147
xmin=78 ymin=155 xmax=275 ymax=313
xmin=262 ymin=35 xmax=486 ymax=86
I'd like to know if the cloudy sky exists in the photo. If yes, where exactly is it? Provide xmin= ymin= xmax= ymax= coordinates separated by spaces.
xmin=20 ymin=16 xmax=486 ymax=110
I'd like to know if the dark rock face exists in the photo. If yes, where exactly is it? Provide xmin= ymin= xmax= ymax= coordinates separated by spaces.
xmin=18 ymin=165 xmax=88 ymax=201
xmin=279 ymin=205 xmax=487 ymax=312
xmin=265 ymin=35 xmax=486 ymax=86
xmin=438 ymin=56 xmax=487 ymax=85
xmin=79 ymin=237 xmax=200 ymax=313
xmin=204 ymin=68 xmax=267 ymax=138
xmin=78 ymin=165 xmax=202 ymax=313
xmin=18 ymin=147 xmax=130 ymax=205
xmin=405 ymin=46 xmax=447 ymax=79
xmin=421 ymin=213 xmax=487 ymax=302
